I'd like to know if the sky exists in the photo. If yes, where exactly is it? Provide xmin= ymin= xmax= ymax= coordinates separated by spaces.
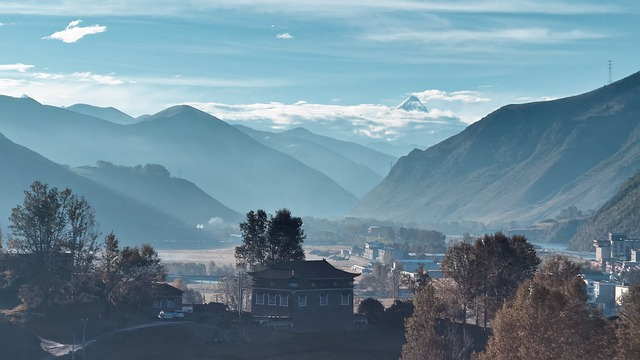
xmin=0 ymin=1 xmax=638 ymax=149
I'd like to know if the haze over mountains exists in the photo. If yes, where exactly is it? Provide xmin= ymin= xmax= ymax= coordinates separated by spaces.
xmin=0 ymin=95 xmax=394 ymax=244
xmin=352 ymin=71 xmax=640 ymax=229
xmin=2 ymin=72 xmax=640 ymax=247
xmin=0 ymin=133 xmax=212 ymax=245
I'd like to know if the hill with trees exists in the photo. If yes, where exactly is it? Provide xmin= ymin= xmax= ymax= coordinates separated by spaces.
xmin=0 ymin=133 xmax=212 ymax=246
xmin=570 ymin=169 xmax=640 ymax=250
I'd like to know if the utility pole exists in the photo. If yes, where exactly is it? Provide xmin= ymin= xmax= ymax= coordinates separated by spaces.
xmin=81 ymin=318 xmax=88 ymax=360
xmin=608 ymin=60 xmax=613 ymax=84
xmin=237 ymin=272 xmax=243 ymax=322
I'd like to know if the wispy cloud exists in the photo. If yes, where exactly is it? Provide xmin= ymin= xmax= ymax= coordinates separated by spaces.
xmin=43 ymin=19 xmax=106 ymax=43
xmin=72 ymin=72 xmax=124 ymax=85
xmin=364 ymin=27 xmax=606 ymax=45
xmin=0 ymin=1 xmax=624 ymax=17
xmin=187 ymin=99 xmax=468 ymax=147
xmin=413 ymin=90 xmax=490 ymax=103
xmin=0 ymin=63 xmax=35 ymax=72
xmin=276 ymin=32 xmax=293 ymax=39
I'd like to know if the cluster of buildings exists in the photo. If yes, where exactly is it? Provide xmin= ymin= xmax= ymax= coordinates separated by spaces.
xmin=587 ymin=232 xmax=639 ymax=316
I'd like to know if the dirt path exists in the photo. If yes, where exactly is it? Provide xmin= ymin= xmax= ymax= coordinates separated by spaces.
xmin=40 ymin=321 xmax=193 ymax=358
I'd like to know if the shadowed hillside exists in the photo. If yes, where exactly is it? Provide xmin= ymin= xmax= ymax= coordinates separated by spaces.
xmin=352 ymin=71 xmax=640 ymax=228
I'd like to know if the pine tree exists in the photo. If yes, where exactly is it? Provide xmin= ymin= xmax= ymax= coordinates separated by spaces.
xmin=401 ymin=283 xmax=443 ymax=360
xmin=235 ymin=208 xmax=305 ymax=270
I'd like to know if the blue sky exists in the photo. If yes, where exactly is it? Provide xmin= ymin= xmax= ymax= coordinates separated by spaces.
xmin=0 ymin=1 xmax=638 ymax=148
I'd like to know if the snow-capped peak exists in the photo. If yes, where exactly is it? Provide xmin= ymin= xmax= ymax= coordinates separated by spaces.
xmin=398 ymin=95 xmax=428 ymax=112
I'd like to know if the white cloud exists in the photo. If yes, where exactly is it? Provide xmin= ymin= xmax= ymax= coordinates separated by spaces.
xmin=276 ymin=32 xmax=293 ymax=39
xmin=186 ymin=99 xmax=468 ymax=147
xmin=0 ymin=78 xmax=26 ymax=89
xmin=0 ymin=63 xmax=35 ymax=72
xmin=72 ymin=72 xmax=124 ymax=85
xmin=43 ymin=19 xmax=107 ymax=43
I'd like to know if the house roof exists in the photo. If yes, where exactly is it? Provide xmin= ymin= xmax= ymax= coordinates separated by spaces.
xmin=151 ymin=282 xmax=184 ymax=297
xmin=249 ymin=259 xmax=359 ymax=280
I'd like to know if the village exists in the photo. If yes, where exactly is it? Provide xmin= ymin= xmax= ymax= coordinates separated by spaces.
xmin=155 ymin=228 xmax=640 ymax=330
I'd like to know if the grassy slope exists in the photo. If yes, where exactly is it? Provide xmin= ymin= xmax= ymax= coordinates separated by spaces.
xmin=71 ymin=322 xmax=405 ymax=360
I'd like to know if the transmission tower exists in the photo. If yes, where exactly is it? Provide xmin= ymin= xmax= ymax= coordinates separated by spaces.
xmin=608 ymin=60 xmax=613 ymax=84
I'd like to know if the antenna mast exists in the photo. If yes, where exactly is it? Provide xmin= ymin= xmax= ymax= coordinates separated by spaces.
xmin=608 ymin=60 xmax=613 ymax=84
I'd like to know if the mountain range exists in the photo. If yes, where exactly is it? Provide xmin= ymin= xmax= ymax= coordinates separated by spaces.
xmin=3 ymin=71 xmax=640 ymax=248
xmin=352 ymin=71 xmax=640 ymax=229
xmin=0 ymin=133 xmax=213 ymax=246
xmin=0 ymin=96 xmax=397 ymax=245
xmin=0 ymin=98 xmax=397 ymax=219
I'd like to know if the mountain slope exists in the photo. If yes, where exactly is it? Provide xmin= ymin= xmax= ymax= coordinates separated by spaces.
xmin=280 ymin=127 xmax=397 ymax=177
xmin=0 ymin=133 xmax=212 ymax=246
xmin=126 ymin=106 xmax=358 ymax=216
xmin=351 ymin=71 xmax=640 ymax=227
xmin=569 ymin=170 xmax=640 ymax=251
xmin=235 ymin=125 xmax=384 ymax=198
xmin=66 ymin=103 xmax=137 ymax=125
xmin=72 ymin=161 xmax=243 ymax=228
xmin=0 ymin=98 xmax=358 ymax=217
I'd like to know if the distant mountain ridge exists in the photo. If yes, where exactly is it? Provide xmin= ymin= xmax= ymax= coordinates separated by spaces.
xmin=352 ymin=71 xmax=640 ymax=228
xmin=66 ymin=103 xmax=138 ymax=125
xmin=0 ymin=98 xmax=359 ymax=217
xmin=235 ymin=125 xmax=388 ymax=198
xmin=0 ymin=133 xmax=213 ymax=246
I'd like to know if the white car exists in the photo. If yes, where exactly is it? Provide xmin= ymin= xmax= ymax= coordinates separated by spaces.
xmin=158 ymin=310 xmax=185 ymax=320
xmin=158 ymin=311 xmax=174 ymax=320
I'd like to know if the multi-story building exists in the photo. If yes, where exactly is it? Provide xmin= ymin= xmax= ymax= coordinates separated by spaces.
xmin=593 ymin=233 xmax=640 ymax=262
xmin=249 ymin=259 xmax=359 ymax=332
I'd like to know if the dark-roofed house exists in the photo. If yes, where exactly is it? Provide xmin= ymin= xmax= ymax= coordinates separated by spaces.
xmin=151 ymin=283 xmax=184 ymax=312
xmin=248 ymin=259 xmax=359 ymax=332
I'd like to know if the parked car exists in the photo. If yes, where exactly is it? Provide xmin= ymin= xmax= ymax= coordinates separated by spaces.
xmin=158 ymin=310 xmax=185 ymax=320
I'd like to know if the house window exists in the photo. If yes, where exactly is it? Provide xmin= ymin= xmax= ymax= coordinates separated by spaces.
xmin=256 ymin=293 xmax=265 ymax=305
xmin=341 ymin=293 xmax=350 ymax=306
xmin=268 ymin=294 xmax=277 ymax=306
xmin=167 ymin=299 xmax=176 ymax=308
xmin=298 ymin=295 xmax=307 ymax=307
xmin=319 ymin=294 xmax=328 ymax=306
xmin=279 ymin=295 xmax=289 ymax=307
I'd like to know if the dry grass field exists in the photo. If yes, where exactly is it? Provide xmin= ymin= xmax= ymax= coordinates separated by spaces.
xmin=157 ymin=244 xmax=371 ymax=274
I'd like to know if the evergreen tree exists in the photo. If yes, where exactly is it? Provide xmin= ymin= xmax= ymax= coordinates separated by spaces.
xmin=235 ymin=208 xmax=305 ymax=270
xmin=401 ymin=283 xmax=443 ymax=360
xmin=98 ymin=233 xmax=165 ymax=311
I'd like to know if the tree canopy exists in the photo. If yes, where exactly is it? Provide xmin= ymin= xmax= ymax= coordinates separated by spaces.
xmin=8 ymin=181 xmax=99 ymax=309
xmin=616 ymin=284 xmax=640 ymax=360
xmin=235 ymin=208 xmax=305 ymax=270
xmin=4 ymin=181 xmax=166 ymax=314
xmin=480 ymin=256 xmax=615 ymax=360
xmin=401 ymin=283 xmax=443 ymax=360
xmin=441 ymin=232 xmax=539 ymax=327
